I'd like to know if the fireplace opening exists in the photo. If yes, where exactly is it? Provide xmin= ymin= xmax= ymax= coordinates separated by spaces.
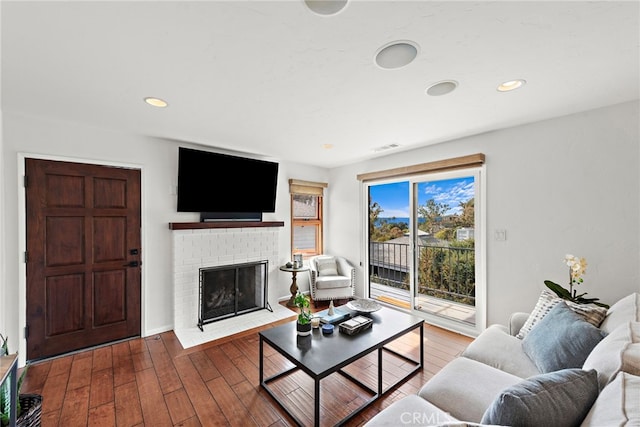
xmin=198 ymin=260 xmax=270 ymax=330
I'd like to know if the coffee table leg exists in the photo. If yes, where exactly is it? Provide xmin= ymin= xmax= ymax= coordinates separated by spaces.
xmin=259 ymin=336 xmax=264 ymax=384
xmin=378 ymin=348 xmax=383 ymax=396
xmin=315 ymin=378 xmax=320 ymax=427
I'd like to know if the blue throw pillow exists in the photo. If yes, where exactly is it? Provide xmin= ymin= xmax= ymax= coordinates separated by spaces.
xmin=522 ymin=301 xmax=605 ymax=373
xmin=481 ymin=368 xmax=599 ymax=427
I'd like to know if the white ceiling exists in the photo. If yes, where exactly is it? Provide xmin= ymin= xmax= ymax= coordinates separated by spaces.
xmin=2 ymin=1 xmax=639 ymax=168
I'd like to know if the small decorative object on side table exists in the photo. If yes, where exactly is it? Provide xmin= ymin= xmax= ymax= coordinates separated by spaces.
xmin=280 ymin=264 xmax=310 ymax=307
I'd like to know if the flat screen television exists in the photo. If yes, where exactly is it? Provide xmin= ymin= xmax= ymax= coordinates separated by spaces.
xmin=177 ymin=147 xmax=279 ymax=219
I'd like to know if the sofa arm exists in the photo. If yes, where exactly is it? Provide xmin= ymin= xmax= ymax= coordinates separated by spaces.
xmin=509 ymin=312 xmax=530 ymax=336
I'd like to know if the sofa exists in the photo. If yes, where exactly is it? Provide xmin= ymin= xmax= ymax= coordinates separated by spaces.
xmin=365 ymin=291 xmax=640 ymax=426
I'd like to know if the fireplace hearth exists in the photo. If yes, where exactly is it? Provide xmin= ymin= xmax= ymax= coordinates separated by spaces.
xmin=198 ymin=260 xmax=270 ymax=330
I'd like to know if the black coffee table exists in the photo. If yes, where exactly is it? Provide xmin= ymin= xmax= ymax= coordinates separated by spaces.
xmin=259 ymin=306 xmax=424 ymax=426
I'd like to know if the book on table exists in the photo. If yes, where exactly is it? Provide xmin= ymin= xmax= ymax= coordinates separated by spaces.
xmin=315 ymin=306 xmax=351 ymax=324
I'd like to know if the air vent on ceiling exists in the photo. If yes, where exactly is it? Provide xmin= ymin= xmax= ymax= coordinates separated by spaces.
xmin=372 ymin=143 xmax=400 ymax=153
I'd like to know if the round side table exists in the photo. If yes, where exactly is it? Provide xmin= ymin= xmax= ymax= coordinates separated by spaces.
xmin=280 ymin=265 xmax=310 ymax=307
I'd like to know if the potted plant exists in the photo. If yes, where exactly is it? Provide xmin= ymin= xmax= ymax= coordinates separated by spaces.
xmin=294 ymin=292 xmax=312 ymax=336
xmin=0 ymin=334 xmax=41 ymax=427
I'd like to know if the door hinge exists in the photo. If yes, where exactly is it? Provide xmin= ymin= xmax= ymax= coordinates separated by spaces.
xmin=24 ymin=324 xmax=29 ymax=339
xmin=24 ymin=251 xmax=28 ymax=263
xmin=24 ymin=175 xmax=28 ymax=188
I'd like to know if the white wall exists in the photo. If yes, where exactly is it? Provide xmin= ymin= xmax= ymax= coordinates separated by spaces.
xmin=327 ymin=101 xmax=640 ymax=327
xmin=1 ymin=111 xmax=327 ymax=361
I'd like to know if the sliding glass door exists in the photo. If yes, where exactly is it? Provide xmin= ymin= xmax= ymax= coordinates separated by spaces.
xmin=366 ymin=169 xmax=483 ymax=332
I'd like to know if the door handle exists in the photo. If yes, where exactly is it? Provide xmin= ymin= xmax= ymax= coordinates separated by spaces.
xmin=124 ymin=261 xmax=141 ymax=267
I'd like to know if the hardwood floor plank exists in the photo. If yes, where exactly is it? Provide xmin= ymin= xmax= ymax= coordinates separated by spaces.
xmin=172 ymin=354 xmax=228 ymax=425
xmin=112 ymin=341 xmax=136 ymax=387
xmin=58 ymin=384 xmax=90 ymax=426
xmin=48 ymin=355 xmax=73 ymax=377
xmin=135 ymin=367 xmax=174 ymax=426
xmin=207 ymin=376 xmax=259 ymax=427
xmin=188 ymin=350 xmax=221 ymax=382
xmin=88 ymin=402 xmax=116 ymax=427
xmin=164 ymin=388 xmax=197 ymax=425
xmin=67 ymin=352 xmax=93 ymax=391
xmin=231 ymin=380 xmax=285 ymax=427
xmin=205 ymin=346 xmax=245 ymax=386
xmin=89 ymin=367 xmax=114 ymax=409
xmin=40 ymin=373 xmax=69 ymax=413
xmin=114 ymin=380 xmax=144 ymax=427
xmin=92 ymin=345 xmax=113 ymax=372
xmin=146 ymin=335 xmax=183 ymax=394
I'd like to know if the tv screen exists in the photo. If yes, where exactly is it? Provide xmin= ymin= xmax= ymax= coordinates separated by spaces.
xmin=177 ymin=147 xmax=279 ymax=215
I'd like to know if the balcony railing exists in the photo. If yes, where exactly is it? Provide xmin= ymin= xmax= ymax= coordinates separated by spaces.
xmin=369 ymin=241 xmax=475 ymax=306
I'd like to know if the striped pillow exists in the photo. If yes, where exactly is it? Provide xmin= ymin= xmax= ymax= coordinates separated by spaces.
xmin=516 ymin=290 xmax=607 ymax=339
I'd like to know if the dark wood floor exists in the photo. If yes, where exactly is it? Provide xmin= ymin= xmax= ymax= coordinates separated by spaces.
xmin=20 ymin=302 xmax=472 ymax=427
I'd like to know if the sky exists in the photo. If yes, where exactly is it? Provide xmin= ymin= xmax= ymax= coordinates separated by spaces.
xmin=369 ymin=176 xmax=474 ymax=218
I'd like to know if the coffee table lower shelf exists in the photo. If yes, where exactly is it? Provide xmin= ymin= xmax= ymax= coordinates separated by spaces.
xmin=258 ymin=307 xmax=424 ymax=427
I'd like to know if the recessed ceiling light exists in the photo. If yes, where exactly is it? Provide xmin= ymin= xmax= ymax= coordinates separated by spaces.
xmin=375 ymin=41 xmax=419 ymax=70
xmin=497 ymin=80 xmax=526 ymax=92
xmin=304 ymin=0 xmax=348 ymax=16
xmin=426 ymin=80 xmax=458 ymax=96
xmin=322 ymin=144 xmax=334 ymax=149
xmin=144 ymin=97 xmax=168 ymax=108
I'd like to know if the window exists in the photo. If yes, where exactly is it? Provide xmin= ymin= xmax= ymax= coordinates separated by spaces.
xmin=289 ymin=179 xmax=327 ymax=258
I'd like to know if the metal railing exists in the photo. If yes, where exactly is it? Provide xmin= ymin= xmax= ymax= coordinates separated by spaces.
xmin=369 ymin=241 xmax=475 ymax=306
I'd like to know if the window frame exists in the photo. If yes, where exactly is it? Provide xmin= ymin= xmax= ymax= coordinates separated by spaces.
xmin=289 ymin=179 xmax=327 ymax=259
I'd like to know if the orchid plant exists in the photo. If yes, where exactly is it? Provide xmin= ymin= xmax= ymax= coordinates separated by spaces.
xmin=544 ymin=254 xmax=609 ymax=308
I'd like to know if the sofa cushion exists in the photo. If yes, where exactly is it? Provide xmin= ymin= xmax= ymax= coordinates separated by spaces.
xmin=516 ymin=290 xmax=607 ymax=339
xmin=480 ymin=368 xmax=599 ymax=427
xmin=461 ymin=324 xmax=539 ymax=378
xmin=522 ymin=302 xmax=604 ymax=373
xmin=363 ymin=394 xmax=460 ymax=426
xmin=600 ymin=292 xmax=640 ymax=334
xmin=582 ymin=321 xmax=640 ymax=390
xmin=315 ymin=256 xmax=338 ymax=276
xmin=580 ymin=371 xmax=640 ymax=426
xmin=418 ymin=357 xmax=522 ymax=423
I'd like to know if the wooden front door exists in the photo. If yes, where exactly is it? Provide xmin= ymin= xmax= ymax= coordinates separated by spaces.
xmin=25 ymin=158 xmax=142 ymax=360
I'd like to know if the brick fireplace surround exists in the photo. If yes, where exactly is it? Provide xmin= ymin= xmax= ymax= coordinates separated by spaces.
xmin=170 ymin=221 xmax=295 ymax=348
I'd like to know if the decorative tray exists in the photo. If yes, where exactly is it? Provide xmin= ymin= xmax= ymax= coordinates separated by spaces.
xmin=338 ymin=316 xmax=373 ymax=335
xmin=346 ymin=298 xmax=382 ymax=313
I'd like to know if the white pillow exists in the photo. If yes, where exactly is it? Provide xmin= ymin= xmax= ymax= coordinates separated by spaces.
xmin=600 ymin=292 xmax=640 ymax=334
xmin=516 ymin=290 xmax=607 ymax=339
xmin=583 ymin=321 xmax=640 ymax=390
xmin=316 ymin=257 xmax=338 ymax=276
xmin=581 ymin=371 xmax=640 ymax=426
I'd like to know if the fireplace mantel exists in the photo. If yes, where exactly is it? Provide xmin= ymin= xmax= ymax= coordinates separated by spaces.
xmin=169 ymin=221 xmax=284 ymax=230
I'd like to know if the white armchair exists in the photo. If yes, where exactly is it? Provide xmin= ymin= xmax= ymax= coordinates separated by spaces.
xmin=308 ymin=255 xmax=355 ymax=307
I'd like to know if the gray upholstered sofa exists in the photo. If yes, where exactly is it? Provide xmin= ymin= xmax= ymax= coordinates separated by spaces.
xmin=365 ymin=292 xmax=640 ymax=426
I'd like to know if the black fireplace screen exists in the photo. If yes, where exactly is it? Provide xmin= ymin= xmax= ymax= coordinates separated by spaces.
xmin=198 ymin=260 xmax=268 ymax=330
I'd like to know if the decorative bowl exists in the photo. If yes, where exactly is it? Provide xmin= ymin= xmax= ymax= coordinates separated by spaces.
xmin=347 ymin=298 xmax=382 ymax=313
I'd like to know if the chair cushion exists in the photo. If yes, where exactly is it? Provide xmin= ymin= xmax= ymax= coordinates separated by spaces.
xmin=522 ymin=301 xmax=604 ymax=373
xmin=516 ymin=290 xmax=607 ymax=339
xmin=581 ymin=371 xmax=640 ymax=426
xmin=480 ymin=368 xmax=599 ymax=427
xmin=582 ymin=321 xmax=640 ymax=390
xmin=315 ymin=275 xmax=350 ymax=289
xmin=315 ymin=256 xmax=338 ymax=276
